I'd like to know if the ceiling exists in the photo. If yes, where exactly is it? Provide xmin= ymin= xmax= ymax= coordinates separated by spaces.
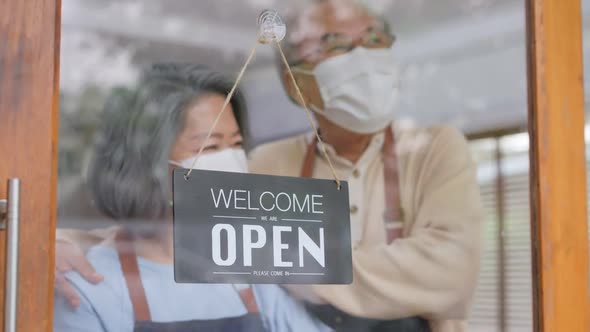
xmin=60 ymin=0 xmax=590 ymax=145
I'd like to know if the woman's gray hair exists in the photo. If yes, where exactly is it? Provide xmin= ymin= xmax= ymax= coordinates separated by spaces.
xmin=88 ymin=64 xmax=248 ymax=222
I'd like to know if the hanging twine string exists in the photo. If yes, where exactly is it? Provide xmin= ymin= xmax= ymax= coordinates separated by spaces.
xmin=184 ymin=42 xmax=259 ymax=179
xmin=184 ymin=15 xmax=341 ymax=189
xmin=275 ymin=41 xmax=341 ymax=189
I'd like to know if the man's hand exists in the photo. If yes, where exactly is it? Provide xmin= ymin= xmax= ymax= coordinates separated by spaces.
xmin=54 ymin=241 xmax=103 ymax=309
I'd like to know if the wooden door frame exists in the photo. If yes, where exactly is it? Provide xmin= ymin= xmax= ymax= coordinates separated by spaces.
xmin=0 ymin=0 xmax=61 ymax=330
xmin=0 ymin=0 xmax=589 ymax=330
xmin=526 ymin=0 xmax=590 ymax=330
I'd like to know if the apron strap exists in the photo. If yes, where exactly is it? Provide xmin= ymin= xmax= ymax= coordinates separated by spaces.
xmin=382 ymin=127 xmax=404 ymax=244
xmin=116 ymin=229 xmax=152 ymax=322
xmin=116 ymin=230 xmax=260 ymax=321
xmin=299 ymin=127 xmax=403 ymax=244
xmin=234 ymin=284 xmax=260 ymax=313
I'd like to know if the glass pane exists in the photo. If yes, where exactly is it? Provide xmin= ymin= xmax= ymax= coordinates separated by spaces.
xmin=55 ymin=1 xmax=532 ymax=331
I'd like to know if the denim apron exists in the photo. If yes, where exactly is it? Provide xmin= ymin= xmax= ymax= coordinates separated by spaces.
xmin=116 ymin=229 xmax=266 ymax=332
xmin=300 ymin=127 xmax=431 ymax=332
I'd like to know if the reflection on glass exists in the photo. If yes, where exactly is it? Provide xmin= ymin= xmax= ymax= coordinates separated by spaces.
xmin=56 ymin=1 xmax=533 ymax=331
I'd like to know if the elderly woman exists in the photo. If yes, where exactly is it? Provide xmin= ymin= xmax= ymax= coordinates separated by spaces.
xmin=53 ymin=64 xmax=330 ymax=332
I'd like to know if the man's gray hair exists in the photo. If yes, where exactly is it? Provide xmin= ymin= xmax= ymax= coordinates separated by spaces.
xmin=88 ymin=64 xmax=248 ymax=223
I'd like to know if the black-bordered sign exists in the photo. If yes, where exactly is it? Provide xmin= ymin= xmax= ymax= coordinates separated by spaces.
xmin=172 ymin=169 xmax=352 ymax=284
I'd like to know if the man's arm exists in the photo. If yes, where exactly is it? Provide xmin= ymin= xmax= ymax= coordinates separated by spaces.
xmin=55 ymin=226 xmax=119 ymax=308
xmin=310 ymin=127 xmax=483 ymax=320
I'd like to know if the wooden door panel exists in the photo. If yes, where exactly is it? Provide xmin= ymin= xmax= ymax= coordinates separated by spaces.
xmin=0 ymin=0 xmax=61 ymax=330
xmin=526 ymin=0 xmax=590 ymax=331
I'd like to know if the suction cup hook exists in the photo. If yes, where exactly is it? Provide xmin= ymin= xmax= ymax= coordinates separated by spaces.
xmin=257 ymin=9 xmax=286 ymax=44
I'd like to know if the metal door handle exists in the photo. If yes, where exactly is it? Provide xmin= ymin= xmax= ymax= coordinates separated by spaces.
xmin=1 ymin=179 xmax=20 ymax=332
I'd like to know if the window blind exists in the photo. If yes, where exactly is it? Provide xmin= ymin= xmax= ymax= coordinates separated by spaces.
xmin=467 ymin=136 xmax=533 ymax=332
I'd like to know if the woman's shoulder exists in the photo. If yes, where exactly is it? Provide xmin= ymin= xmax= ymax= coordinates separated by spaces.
xmin=56 ymin=245 xmax=134 ymax=332
xmin=85 ymin=245 xmax=126 ymax=279
xmin=65 ymin=245 xmax=131 ymax=309
xmin=252 ymin=285 xmax=332 ymax=332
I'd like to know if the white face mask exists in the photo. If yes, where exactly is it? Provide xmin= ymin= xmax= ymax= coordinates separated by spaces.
xmin=296 ymin=47 xmax=400 ymax=134
xmin=169 ymin=148 xmax=248 ymax=173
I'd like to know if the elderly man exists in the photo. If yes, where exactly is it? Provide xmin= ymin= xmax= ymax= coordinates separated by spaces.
xmin=56 ymin=1 xmax=482 ymax=331
xmin=248 ymin=1 xmax=482 ymax=331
